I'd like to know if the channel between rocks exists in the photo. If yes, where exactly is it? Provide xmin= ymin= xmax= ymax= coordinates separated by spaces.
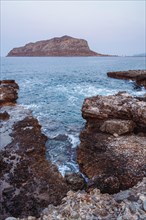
xmin=0 ymin=79 xmax=146 ymax=219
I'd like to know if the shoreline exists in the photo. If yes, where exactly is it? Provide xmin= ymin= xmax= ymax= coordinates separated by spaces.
xmin=0 ymin=76 xmax=146 ymax=219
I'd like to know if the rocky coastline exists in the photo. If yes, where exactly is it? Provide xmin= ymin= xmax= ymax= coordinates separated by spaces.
xmin=0 ymin=80 xmax=84 ymax=219
xmin=1 ymin=79 xmax=146 ymax=220
xmin=107 ymin=70 xmax=146 ymax=88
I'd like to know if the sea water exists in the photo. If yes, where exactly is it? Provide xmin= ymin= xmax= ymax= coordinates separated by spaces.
xmin=1 ymin=57 xmax=146 ymax=175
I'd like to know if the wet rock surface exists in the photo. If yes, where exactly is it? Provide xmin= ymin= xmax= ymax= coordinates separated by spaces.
xmin=0 ymin=81 xmax=69 ymax=219
xmin=0 ymin=80 xmax=19 ymax=104
xmin=107 ymin=70 xmax=146 ymax=88
xmin=77 ymin=92 xmax=146 ymax=194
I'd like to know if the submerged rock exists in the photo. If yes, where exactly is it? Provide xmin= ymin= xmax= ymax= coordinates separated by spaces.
xmin=0 ymin=111 xmax=10 ymax=120
xmin=77 ymin=92 xmax=146 ymax=194
xmin=65 ymin=172 xmax=86 ymax=191
xmin=107 ymin=70 xmax=146 ymax=88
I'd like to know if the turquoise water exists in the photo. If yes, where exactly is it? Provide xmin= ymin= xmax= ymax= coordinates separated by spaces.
xmin=1 ymin=57 xmax=146 ymax=175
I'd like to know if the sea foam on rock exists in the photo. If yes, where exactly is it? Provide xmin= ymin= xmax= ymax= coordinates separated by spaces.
xmin=77 ymin=92 xmax=146 ymax=194
xmin=107 ymin=70 xmax=146 ymax=88
xmin=0 ymin=80 xmax=69 ymax=219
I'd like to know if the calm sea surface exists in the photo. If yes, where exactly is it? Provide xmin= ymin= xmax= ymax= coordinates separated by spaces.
xmin=1 ymin=57 xmax=146 ymax=175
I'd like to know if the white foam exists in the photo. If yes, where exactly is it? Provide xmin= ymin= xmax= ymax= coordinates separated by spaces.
xmin=68 ymin=134 xmax=80 ymax=148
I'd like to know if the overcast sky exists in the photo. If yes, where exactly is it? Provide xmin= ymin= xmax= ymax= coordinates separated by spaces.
xmin=1 ymin=0 xmax=145 ymax=56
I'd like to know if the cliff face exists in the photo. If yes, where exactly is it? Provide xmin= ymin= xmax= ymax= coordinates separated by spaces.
xmin=7 ymin=35 xmax=104 ymax=57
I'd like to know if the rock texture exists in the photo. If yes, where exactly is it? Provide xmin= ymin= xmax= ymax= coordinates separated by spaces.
xmin=77 ymin=92 xmax=146 ymax=194
xmin=0 ymin=80 xmax=19 ymax=105
xmin=7 ymin=35 xmax=107 ymax=57
xmin=0 ymin=81 xmax=69 ymax=219
xmin=13 ymin=177 xmax=146 ymax=220
xmin=107 ymin=70 xmax=146 ymax=88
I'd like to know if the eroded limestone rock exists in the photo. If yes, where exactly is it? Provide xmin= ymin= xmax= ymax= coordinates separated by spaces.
xmin=0 ymin=80 xmax=19 ymax=104
xmin=77 ymin=92 xmax=146 ymax=193
xmin=107 ymin=70 xmax=146 ymax=88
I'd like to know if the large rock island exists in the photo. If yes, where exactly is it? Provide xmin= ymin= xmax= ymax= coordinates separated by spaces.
xmin=7 ymin=35 xmax=107 ymax=57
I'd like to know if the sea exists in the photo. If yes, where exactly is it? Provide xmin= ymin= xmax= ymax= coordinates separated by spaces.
xmin=1 ymin=56 xmax=146 ymax=176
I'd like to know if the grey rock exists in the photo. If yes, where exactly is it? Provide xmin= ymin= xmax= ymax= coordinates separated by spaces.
xmin=129 ymin=203 xmax=137 ymax=214
xmin=5 ymin=218 xmax=17 ymax=220
xmin=114 ymin=190 xmax=130 ymax=202
xmin=142 ymin=200 xmax=146 ymax=211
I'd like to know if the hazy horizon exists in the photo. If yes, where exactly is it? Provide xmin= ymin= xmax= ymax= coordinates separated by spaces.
xmin=1 ymin=0 xmax=145 ymax=56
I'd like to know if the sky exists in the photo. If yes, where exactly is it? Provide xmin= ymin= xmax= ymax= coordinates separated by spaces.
xmin=1 ymin=0 xmax=146 ymax=56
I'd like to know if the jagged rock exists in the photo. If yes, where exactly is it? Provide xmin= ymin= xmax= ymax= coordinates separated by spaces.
xmin=77 ymin=92 xmax=146 ymax=194
xmin=7 ymin=35 xmax=109 ymax=57
xmin=100 ymin=119 xmax=135 ymax=135
xmin=38 ymin=178 xmax=146 ymax=220
xmin=65 ymin=172 xmax=86 ymax=191
xmin=0 ymin=80 xmax=19 ymax=105
xmin=0 ymin=81 xmax=69 ymax=219
xmin=107 ymin=70 xmax=146 ymax=88
xmin=0 ymin=111 xmax=10 ymax=120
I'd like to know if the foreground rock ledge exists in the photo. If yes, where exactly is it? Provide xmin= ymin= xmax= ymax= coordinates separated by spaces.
xmin=107 ymin=70 xmax=146 ymax=88
xmin=0 ymin=81 xmax=69 ymax=219
xmin=77 ymin=92 xmax=146 ymax=194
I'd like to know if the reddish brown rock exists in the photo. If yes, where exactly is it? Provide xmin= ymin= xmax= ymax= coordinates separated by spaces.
xmin=107 ymin=70 xmax=146 ymax=88
xmin=0 ymin=80 xmax=70 ymax=219
xmin=7 ymin=35 xmax=109 ymax=57
xmin=0 ymin=80 xmax=19 ymax=105
xmin=77 ymin=92 xmax=146 ymax=194
xmin=0 ymin=111 xmax=69 ymax=219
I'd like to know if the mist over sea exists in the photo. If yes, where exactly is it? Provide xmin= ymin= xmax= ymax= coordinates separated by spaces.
xmin=1 ymin=56 xmax=146 ymax=175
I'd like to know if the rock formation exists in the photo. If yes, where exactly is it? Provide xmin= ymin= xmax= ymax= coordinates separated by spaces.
xmin=39 ymin=178 xmax=146 ymax=220
xmin=7 ymin=35 xmax=107 ymax=57
xmin=0 ymin=80 xmax=70 ymax=219
xmin=107 ymin=70 xmax=146 ymax=88
xmin=77 ymin=92 xmax=146 ymax=194
xmin=0 ymin=80 xmax=19 ymax=105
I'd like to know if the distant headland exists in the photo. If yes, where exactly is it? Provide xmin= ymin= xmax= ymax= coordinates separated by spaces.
xmin=7 ymin=35 xmax=111 ymax=57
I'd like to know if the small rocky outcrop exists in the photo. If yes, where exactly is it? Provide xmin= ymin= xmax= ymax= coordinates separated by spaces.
xmin=7 ymin=35 xmax=108 ymax=57
xmin=77 ymin=92 xmax=146 ymax=194
xmin=39 ymin=178 xmax=146 ymax=220
xmin=0 ymin=81 xmax=69 ymax=219
xmin=0 ymin=80 xmax=19 ymax=105
xmin=107 ymin=70 xmax=146 ymax=88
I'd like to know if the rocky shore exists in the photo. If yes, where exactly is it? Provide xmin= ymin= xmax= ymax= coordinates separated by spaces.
xmin=107 ymin=70 xmax=146 ymax=88
xmin=77 ymin=92 xmax=146 ymax=194
xmin=1 ymin=80 xmax=146 ymax=220
xmin=1 ymin=80 xmax=83 ymax=219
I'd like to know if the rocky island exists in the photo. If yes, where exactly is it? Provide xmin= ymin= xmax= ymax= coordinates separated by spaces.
xmin=7 ymin=35 xmax=108 ymax=57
